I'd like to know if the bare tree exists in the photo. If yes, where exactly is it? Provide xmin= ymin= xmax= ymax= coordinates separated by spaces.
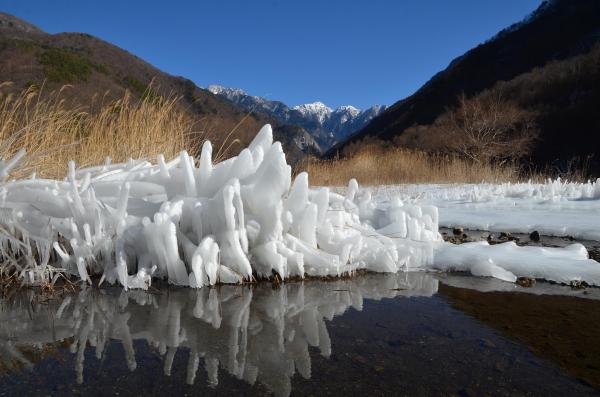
xmin=440 ymin=93 xmax=538 ymax=163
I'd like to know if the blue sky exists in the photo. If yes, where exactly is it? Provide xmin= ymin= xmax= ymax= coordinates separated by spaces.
xmin=2 ymin=0 xmax=542 ymax=109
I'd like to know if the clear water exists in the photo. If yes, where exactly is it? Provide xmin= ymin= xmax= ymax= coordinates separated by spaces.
xmin=0 ymin=273 xmax=598 ymax=396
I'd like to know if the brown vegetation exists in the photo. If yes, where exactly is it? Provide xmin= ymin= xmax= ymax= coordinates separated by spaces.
xmin=399 ymin=92 xmax=539 ymax=164
xmin=439 ymin=283 xmax=600 ymax=389
xmin=436 ymin=93 xmax=538 ymax=163
xmin=312 ymin=91 xmax=544 ymax=186
xmin=299 ymin=142 xmax=521 ymax=186
xmin=0 ymin=82 xmax=200 ymax=179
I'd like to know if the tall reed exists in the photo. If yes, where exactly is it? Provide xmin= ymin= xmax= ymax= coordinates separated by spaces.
xmin=0 ymin=82 xmax=200 ymax=179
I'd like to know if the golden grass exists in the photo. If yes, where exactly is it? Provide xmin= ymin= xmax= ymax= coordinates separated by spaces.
xmin=299 ymin=145 xmax=522 ymax=186
xmin=0 ymin=82 xmax=201 ymax=179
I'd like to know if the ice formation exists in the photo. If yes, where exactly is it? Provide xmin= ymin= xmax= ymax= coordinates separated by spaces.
xmin=0 ymin=125 xmax=438 ymax=289
xmin=434 ymin=241 xmax=600 ymax=284
xmin=0 ymin=124 xmax=599 ymax=288
xmin=375 ymin=179 xmax=600 ymax=240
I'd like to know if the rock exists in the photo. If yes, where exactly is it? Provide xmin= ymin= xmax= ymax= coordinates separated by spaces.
xmin=569 ymin=280 xmax=588 ymax=289
xmin=487 ymin=234 xmax=498 ymax=245
xmin=529 ymin=230 xmax=540 ymax=242
xmin=516 ymin=277 xmax=536 ymax=287
xmin=453 ymin=227 xmax=464 ymax=236
xmin=499 ymin=232 xmax=511 ymax=240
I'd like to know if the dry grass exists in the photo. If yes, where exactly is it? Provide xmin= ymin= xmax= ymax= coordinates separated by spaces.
xmin=0 ymin=82 xmax=201 ymax=179
xmin=299 ymin=145 xmax=522 ymax=186
xmin=0 ymin=82 xmax=567 ymax=188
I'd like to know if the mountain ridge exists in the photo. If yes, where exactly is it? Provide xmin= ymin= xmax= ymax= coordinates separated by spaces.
xmin=208 ymin=84 xmax=386 ymax=151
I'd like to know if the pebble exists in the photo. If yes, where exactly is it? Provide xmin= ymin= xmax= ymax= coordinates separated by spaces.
xmin=516 ymin=277 xmax=536 ymax=287
xmin=453 ymin=227 xmax=464 ymax=236
xmin=529 ymin=230 xmax=540 ymax=242
xmin=569 ymin=280 xmax=588 ymax=289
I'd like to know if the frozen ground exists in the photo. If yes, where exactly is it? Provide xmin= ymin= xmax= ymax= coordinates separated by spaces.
xmin=0 ymin=124 xmax=599 ymax=289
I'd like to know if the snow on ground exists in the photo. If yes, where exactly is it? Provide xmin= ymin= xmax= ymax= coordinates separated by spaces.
xmin=372 ymin=181 xmax=600 ymax=240
xmin=0 ymin=124 xmax=599 ymax=289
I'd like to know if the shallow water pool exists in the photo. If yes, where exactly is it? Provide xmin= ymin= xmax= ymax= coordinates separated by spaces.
xmin=0 ymin=273 xmax=598 ymax=396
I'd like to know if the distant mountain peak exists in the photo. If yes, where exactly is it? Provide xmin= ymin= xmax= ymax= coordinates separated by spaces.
xmin=208 ymin=84 xmax=386 ymax=150
xmin=293 ymin=101 xmax=332 ymax=111
xmin=207 ymin=84 xmax=246 ymax=98
xmin=292 ymin=102 xmax=333 ymax=124
xmin=335 ymin=105 xmax=360 ymax=114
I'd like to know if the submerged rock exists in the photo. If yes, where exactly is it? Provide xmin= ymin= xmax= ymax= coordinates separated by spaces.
xmin=517 ymin=277 xmax=536 ymax=287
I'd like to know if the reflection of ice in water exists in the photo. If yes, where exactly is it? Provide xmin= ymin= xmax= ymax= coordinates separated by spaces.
xmin=0 ymin=273 xmax=437 ymax=396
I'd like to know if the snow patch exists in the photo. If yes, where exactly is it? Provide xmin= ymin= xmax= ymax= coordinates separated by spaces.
xmin=374 ymin=180 xmax=600 ymax=240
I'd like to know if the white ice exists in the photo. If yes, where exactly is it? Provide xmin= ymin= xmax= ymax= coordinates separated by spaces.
xmin=373 ymin=180 xmax=600 ymax=240
xmin=0 ymin=125 xmax=438 ymax=289
xmin=0 ymin=125 xmax=599 ymax=288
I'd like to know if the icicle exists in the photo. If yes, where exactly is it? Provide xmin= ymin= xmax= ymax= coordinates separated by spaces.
xmin=180 ymin=151 xmax=197 ymax=197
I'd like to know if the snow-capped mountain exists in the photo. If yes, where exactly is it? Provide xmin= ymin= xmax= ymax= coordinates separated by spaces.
xmin=292 ymin=102 xmax=333 ymax=124
xmin=208 ymin=85 xmax=386 ymax=150
xmin=325 ymin=104 xmax=387 ymax=143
